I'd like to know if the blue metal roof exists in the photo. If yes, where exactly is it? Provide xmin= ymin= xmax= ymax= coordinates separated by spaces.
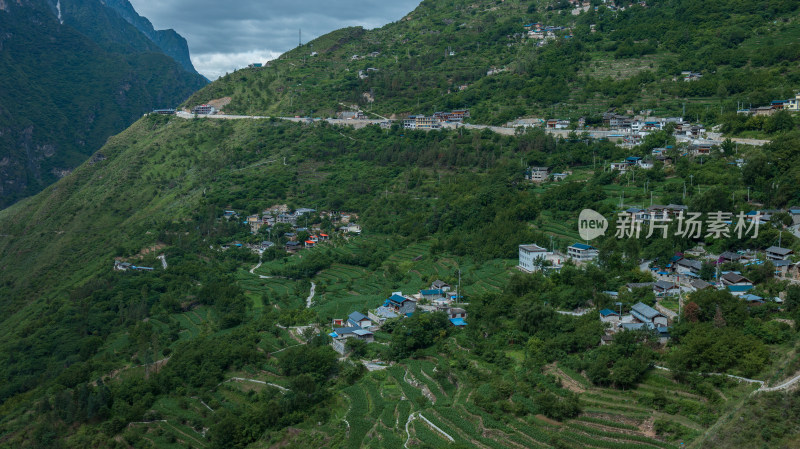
xmin=571 ymin=243 xmax=594 ymax=250
xmin=348 ymin=311 xmax=368 ymax=323
xmin=599 ymin=308 xmax=618 ymax=317
xmin=388 ymin=294 xmax=408 ymax=304
xmin=727 ymin=285 xmax=754 ymax=292
xmin=420 ymin=289 xmax=444 ymax=296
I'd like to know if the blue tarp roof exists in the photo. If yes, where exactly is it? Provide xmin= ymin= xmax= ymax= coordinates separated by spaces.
xmin=450 ymin=318 xmax=467 ymax=326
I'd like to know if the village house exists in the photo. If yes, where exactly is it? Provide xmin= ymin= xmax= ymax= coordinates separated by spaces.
xmin=599 ymin=308 xmax=620 ymax=323
xmin=420 ymin=288 xmax=447 ymax=301
xmin=690 ymin=279 xmax=713 ymax=292
xmin=415 ymin=115 xmax=441 ymax=130
xmin=191 ymin=104 xmax=216 ymax=115
xmin=114 ymin=260 xmax=132 ymax=271
xmin=337 ymin=111 xmax=367 ymax=120
xmin=674 ymin=258 xmax=702 ymax=276
xmin=720 ymin=272 xmax=754 ymax=296
xmin=653 ymin=280 xmax=679 ymax=296
xmin=368 ymin=306 xmax=399 ymax=327
xmin=567 ymin=243 xmax=598 ymax=262
xmin=630 ymin=302 xmax=669 ymax=327
xmin=526 ymin=166 xmax=550 ymax=182
xmin=626 ymin=282 xmax=654 ymax=292
xmin=610 ymin=161 xmax=629 ymax=173
xmin=431 ymin=280 xmax=450 ymax=291
xmin=786 ymin=93 xmax=800 ymax=111
xmin=329 ymin=327 xmax=374 ymax=354
xmin=347 ymin=311 xmax=372 ymax=329
xmin=718 ymin=251 xmax=743 ymax=264
xmin=689 ymin=142 xmax=713 ymax=156
xmin=518 ymin=244 xmax=552 ymax=272
xmin=766 ymin=246 xmax=793 ymax=261
xmin=741 ymin=293 xmax=765 ymax=305
xmin=384 ymin=293 xmax=417 ymax=315
xmin=340 ymin=224 xmax=362 ymax=234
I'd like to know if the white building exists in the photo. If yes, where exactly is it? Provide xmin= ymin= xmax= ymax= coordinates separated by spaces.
xmin=567 ymin=243 xmax=598 ymax=262
xmin=518 ymin=244 xmax=551 ymax=272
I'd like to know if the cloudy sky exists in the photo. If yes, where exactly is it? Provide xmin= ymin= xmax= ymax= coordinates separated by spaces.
xmin=128 ymin=0 xmax=422 ymax=80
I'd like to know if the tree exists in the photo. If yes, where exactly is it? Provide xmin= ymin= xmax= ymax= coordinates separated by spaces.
xmin=683 ymin=301 xmax=700 ymax=323
xmin=713 ymin=305 xmax=726 ymax=328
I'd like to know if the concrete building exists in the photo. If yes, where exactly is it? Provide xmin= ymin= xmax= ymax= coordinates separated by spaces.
xmin=518 ymin=244 xmax=550 ymax=272
xmin=567 ymin=243 xmax=598 ymax=262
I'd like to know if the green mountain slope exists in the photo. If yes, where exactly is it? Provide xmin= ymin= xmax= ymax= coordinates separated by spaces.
xmin=1 ymin=111 xmax=800 ymax=447
xmin=185 ymin=0 xmax=800 ymax=124
xmin=3 ymin=0 xmax=800 ymax=447
xmin=0 ymin=0 xmax=207 ymax=209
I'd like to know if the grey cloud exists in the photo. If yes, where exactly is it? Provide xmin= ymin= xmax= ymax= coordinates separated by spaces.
xmin=128 ymin=0 xmax=421 ymax=79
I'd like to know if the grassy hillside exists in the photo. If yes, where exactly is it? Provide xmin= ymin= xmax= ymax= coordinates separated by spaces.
xmin=184 ymin=0 xmax=800 ymax=124
xmin=2 ymin=110 xmax=800 ymax=447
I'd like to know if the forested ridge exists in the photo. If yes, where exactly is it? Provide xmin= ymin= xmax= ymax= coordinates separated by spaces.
xmin=186 ymin=0 xmax=800 ymax=126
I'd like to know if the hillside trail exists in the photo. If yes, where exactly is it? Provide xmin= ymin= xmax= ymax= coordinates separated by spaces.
xmin=653 ymin=365 xmax=800 ymax=393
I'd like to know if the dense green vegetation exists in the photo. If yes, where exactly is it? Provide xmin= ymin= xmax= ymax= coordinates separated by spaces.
xmin=186 ymin=0 xmax=800 ymax=127
xmin=0 ymin=110 xmax=799 ymax=447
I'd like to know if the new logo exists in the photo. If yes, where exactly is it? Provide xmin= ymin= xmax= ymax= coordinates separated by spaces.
xmin=578 ymin=209 xmax=608 ymax=241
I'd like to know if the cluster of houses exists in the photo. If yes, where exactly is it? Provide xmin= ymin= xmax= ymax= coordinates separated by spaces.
xmin=599 ymin=301 xmax=670 ymax=345
xmin=599 ymin=245 xmax=796 ymax=306
xmin=522 ymin=22 xmax=573 ymax=46
xmin=518 ymin=242 xmax=598 ymax=272
xmin=524 ymin=166 xmax=570 ymax=183
xmin=220 ymin=206 xmax=361 ymax=254
xmin=328 ymin=280 xmax=467 ymax=355
xmin=402 ymin=110 xmax=470 ymax=129
xmin=602 ymin=113 xmax=706 ymax=140
xmin=738 ymin=92 xmax=800 ymax=116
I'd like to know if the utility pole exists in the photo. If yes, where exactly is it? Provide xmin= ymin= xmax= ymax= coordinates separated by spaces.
xmin=458 ymin=269 xmax=461 ymax=299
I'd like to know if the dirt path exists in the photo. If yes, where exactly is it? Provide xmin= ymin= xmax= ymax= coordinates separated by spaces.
xmin=219 ymin=377 xmax=290 ymax=393
xmin=545 ymin=363 xmax=586 ymax=393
